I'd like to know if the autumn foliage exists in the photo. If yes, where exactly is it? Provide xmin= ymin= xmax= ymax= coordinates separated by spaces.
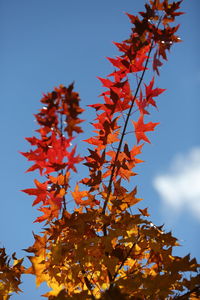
xmin=1 ymin=0 xmax=200 ymax=299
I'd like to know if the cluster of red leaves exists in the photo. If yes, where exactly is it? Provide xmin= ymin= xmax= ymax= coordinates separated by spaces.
xmin=21 ymin=83 xmax=84 ymax=222
xmin=81 ymin=0 xmax=182 ymax=211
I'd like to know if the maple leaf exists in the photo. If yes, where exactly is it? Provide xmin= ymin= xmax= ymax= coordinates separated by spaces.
xmin=119 ymin=187 xmax=142 ymax=211
xmin=34 ymin=197 xmax=62 ymax=223
xmin=84 ymin=149 xmax=106 ymax=172
xmin=107 ymin=57 xmax=124 ymax=70
xmin=22 ymin=179 xmax=48 ymax=206
xmin=150 ymin=0 xmax=163 ymax=10
xmin=66 ymin=146 xmax=83 ymax=172
xmin=163 ymin=0 xmax=184 ymax=19
xmin=49 ymin=174 xmax=67 ymax=186
xmin=26 ymin=255 xmax=48 ymax=286
xmin=113 ymin=41 xmax=130 ymax=54
xmin=71 ymin=185 xmax=99 ymax=207
xmin=83 ymin=136 xmax=104 ymax=149
xmin=98 ymin=77 xmax=114 ymax=88
xmin=130 ymin=46 xmax=150 ymax=73
xmin=24 ymin=233 xmax=47 ymax=256
xmin=145 ymin=77 xmax=166 ymax=107
xmin=139 ymin=207 xmax=150 ymax=217
xmin=132 ymin=114 xmax=159 ymax=144
xmin=139 ymin=3 xmax=158 ymax=20
xmin=64 ymin=118 xmax=84 ymax=137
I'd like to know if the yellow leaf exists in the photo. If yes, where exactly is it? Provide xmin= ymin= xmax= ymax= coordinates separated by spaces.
xmin=43 ymin=278 xmax=63 ymax=297
xmin=120 ymin=187 xmax=142 ymax=208
xmin=28 ymin=256 xmax=48 ymax=287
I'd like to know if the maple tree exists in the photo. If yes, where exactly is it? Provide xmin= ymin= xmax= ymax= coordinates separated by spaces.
xmin=1 ymin=0 xmax=200 ymax=299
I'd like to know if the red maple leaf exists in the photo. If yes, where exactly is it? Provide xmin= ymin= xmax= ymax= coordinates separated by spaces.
xmin=22 ymin=179 xmax=48 ymax=206
xmin=34 ymin=196 xmax=62 ymax=223
xmin=145 ymin=77 xmax=166 ymax=107
xmin=66 ymin=146 xmax=83 ymax=172
xmin=132 ymin=114 xmax=159 ymax=144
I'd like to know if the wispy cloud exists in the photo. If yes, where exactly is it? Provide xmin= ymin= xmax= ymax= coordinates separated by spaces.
xmin=153 ymin=147 xmax=200 ymax=222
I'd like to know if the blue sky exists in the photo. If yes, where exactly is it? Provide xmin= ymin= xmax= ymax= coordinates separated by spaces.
xmin=0 ymin=0 xmax=199 ymax=298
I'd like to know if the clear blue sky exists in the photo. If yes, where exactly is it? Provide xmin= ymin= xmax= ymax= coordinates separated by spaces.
xmin=0 ymin=0 xmax=199 ymax=298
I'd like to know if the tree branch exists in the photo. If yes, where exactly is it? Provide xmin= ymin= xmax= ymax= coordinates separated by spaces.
xmin=102 ymin=40 xmax=154 ymax=218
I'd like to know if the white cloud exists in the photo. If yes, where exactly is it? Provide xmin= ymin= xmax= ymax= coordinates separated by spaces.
xmin=153 ymin=147 xmax=200 ymax=222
